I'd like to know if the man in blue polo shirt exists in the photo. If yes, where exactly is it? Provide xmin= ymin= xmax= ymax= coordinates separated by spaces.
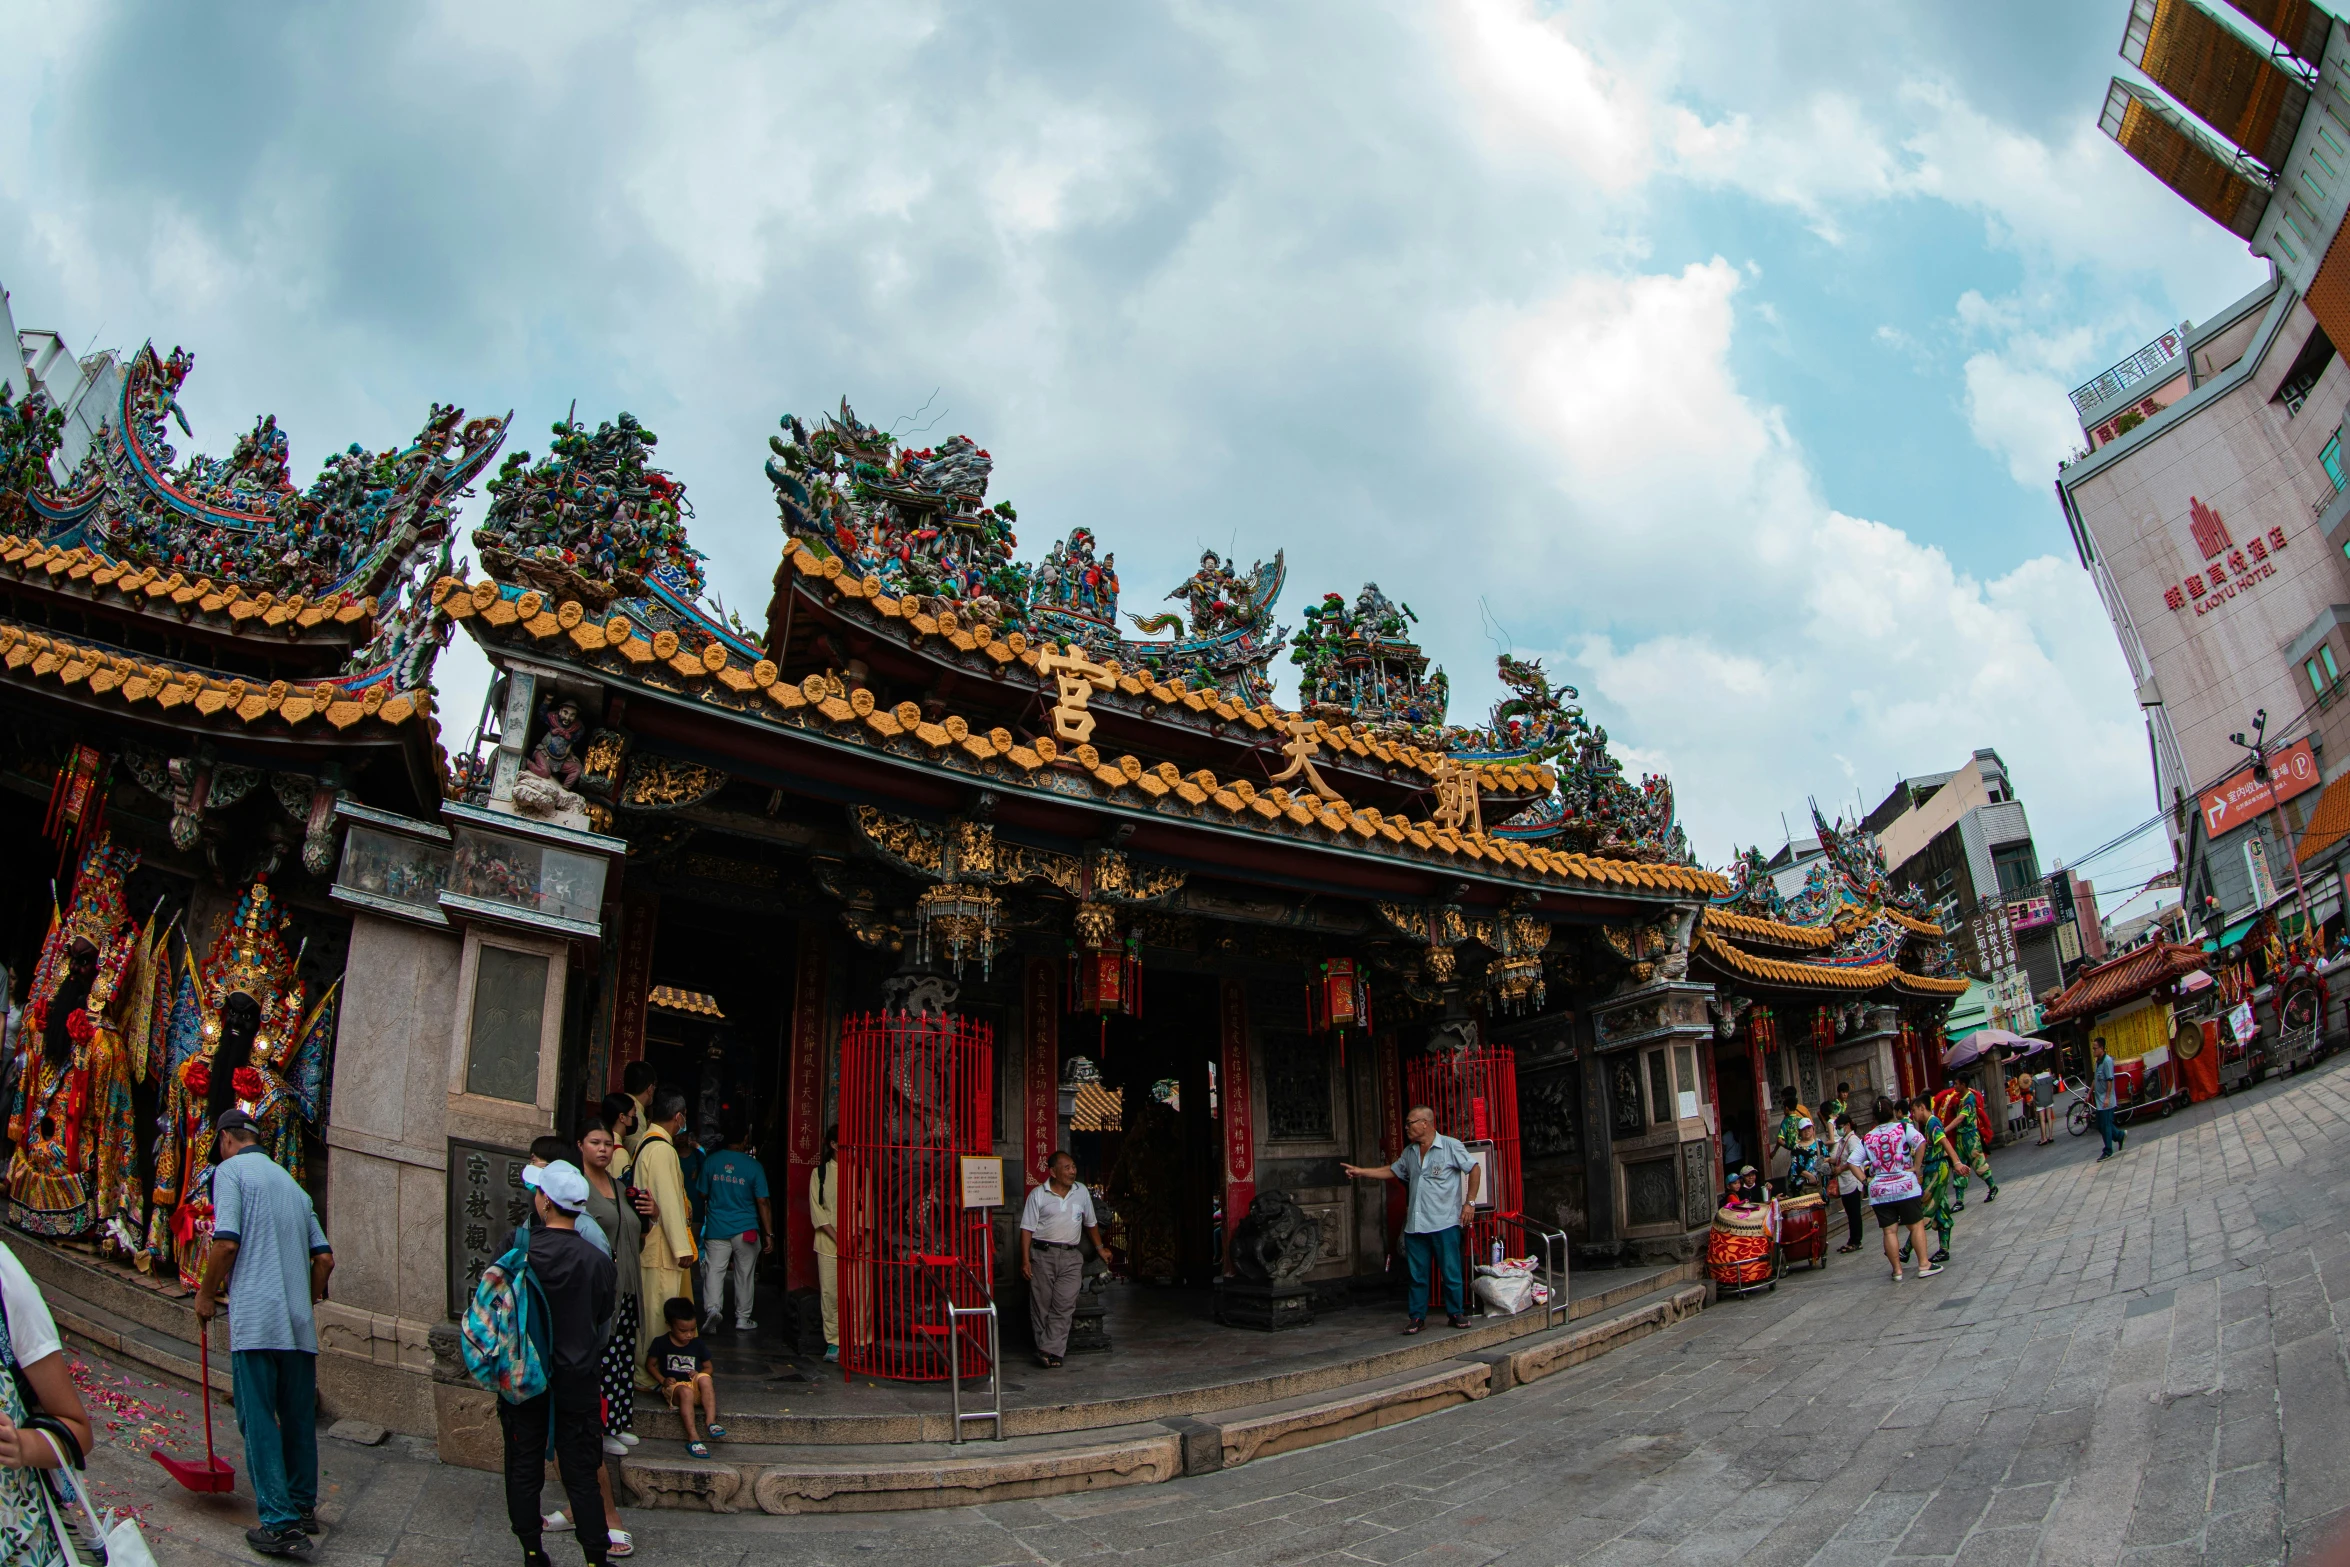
xmin=193 ymin=1108 xmax=334 ymax=1558
xmin=1343 ymin=1105 xmax=1481 ymax=1333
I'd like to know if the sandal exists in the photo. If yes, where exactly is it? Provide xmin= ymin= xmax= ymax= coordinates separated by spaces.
xmin=607 ymin=1529 xmax=635 ymax=1559
xmin=1403 ymin=1319 xmax=1426 ymax=1335
xmin=686 ymin=1440 xmax=711 ymax=1459
xmin=705 ymin=1424 xmax=727 ymax=1440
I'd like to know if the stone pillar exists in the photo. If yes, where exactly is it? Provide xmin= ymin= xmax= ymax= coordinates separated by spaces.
xmin=315 ymin=912 xmax=462 ymax=1439
xmin=605 ymin=889 xmax=658 ymax=1094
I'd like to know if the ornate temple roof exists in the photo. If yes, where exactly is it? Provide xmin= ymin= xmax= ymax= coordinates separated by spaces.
xmin=437 ymin=571 xmax=1725 ymax=902
xmin=2040 ymin=940 xmax=2206 ymax=1024
xmin=0 ymin=344 xmax=505 ymax=699
xmin=1693 ymin=810 xmax=1965 ymax=1004
xmin=0 ymin=620 xmax=432 ymax=735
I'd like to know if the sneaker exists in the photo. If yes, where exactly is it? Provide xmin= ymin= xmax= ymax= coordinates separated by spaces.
xmin=245 ymin=1526 xmax=313 ymax=1558
xmin=702 ymin=1314 xmax=723 ymax=1334
xmin=2098 ymin=1151 xmax=2111 ymax=1161
xmin=543 ymin=1511 xmax=575 ymax=1533
xmin=1447 ymin=1314 xmax=1473 ymax=1329
xmin=1403 ymin=1318 xmax=1426 ymax=1335
xmin=297 ymin=1509 xmax=323 ymax=1535
xmin=823 ymin=1344 xmax=839 ymax=1362
xmin=1929 ymin=1249 xmax=1950 ymax=1265
xmin=1985 ymin=1189 xmax=1997 ymax=1204
xmin=1918 ymin=1262 xmax=1945 ymax=1278
xmin=616 ymin=1431 xmax=640 ymax=1447
xmin=602 ymin=1434 xmax=628 ymax=1456
xmin=736 ymin=1319 xmax=758 ymax=1331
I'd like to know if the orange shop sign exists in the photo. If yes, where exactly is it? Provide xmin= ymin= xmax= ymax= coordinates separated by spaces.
xmin=2200 ymin=739 xmax=2320 ymax=835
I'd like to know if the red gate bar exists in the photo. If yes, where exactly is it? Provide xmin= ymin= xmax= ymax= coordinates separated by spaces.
xmin=1404 ymin=1043 xmax=1522 ymax=1266
xmin=837 ymin=1010 xmax=995 ymax=1381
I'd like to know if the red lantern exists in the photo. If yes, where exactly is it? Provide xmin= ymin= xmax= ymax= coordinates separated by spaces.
xmin=1067 ymin=907 xmax=1141 ymax=1049
xmin=1306 ymin=957 xmax=1373 ymax=1067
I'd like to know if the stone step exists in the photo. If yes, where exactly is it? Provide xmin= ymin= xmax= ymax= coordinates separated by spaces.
xmin=623 ymin=1258 xmax=1705 ymax=1447
xmin=610 ymin=1277 xmax=1710 ymax=1513
xmin=617 ymin=1423 xmax=1183 ymax=1515
xmin=8 ymin=1239 xmax=235 ymax=1397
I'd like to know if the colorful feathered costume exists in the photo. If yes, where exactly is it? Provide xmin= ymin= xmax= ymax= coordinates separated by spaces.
xmin=7 ymin=837 xmax=147 ymax=1242
xmin=145 ymin=879 xmax=338 ymax=1286
xmin=1934 ymin=1085 xmax=1998 ymax=1211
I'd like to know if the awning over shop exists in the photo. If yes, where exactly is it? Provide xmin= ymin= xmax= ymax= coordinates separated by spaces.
xmin=2203 ymin=914 xmax=2260 ymax=953
xmin=1942 ymin=978 xmax=1992 ymax=1039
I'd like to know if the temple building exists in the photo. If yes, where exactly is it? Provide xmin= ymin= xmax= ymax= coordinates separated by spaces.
xmin=0 ymin=324 xmax=1965 ymax=1460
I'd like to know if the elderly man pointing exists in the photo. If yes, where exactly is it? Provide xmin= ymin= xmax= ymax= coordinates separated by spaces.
xmin=1343 ymin=1105 xmax=1479 ymax=1334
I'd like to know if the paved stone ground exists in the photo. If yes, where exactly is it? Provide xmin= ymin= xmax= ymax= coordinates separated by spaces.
xmin=108 ymin=1057 xmax=2350 ymax=1565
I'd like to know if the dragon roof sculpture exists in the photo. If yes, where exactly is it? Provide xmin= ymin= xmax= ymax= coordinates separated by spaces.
xmin=5 ymin=345 xmax=506 ymax=611
xmin=1289 ymin=582 xmax=1449 ymax=739
xmin=1446 ymin=654 xmax=1688 ymax=864
xmin=765 ymin=399 xmax=1289 ymax=702
xmin=1704 ymin=806 xmax=1959 ymax=985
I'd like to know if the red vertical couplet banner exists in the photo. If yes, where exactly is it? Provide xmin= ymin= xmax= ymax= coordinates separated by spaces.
xmin=784 ymin=923 xmax=828 ymax=1291
xmin=1376 ymin=1032 xmax=1405 ymax=1249
xmin=1219 ymin=978 xmax=1254 ymax=1273
xmin=607 ymin=890 xmax=659 ymax=1093
xmin=1024 ymin=956 xmax=1060 ymax=1189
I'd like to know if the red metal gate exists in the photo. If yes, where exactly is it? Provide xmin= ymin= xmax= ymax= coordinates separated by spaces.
xmin=1405 ymin=1045 xmax=1522 ymax=1261
xmin=837 ymin=1011 xmax=994 ymax=1381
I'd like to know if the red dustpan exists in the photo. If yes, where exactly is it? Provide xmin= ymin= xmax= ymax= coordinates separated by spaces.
xmin=152 ymin=1326 xmax=235 ymax=1492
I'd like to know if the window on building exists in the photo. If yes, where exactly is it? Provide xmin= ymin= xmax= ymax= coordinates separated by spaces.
xmin=2275 ymin=325 xmax=2337 ymax=417
xmin=2325 ymin=431 xmax=2347 ymax=492
xmin=2309 ymin=643 xmax=2342 ymax=706
xmin=1994 ymin=851 xmax=2041 ymax=899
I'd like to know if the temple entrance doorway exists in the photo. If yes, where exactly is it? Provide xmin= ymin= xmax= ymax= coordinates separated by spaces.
xmin=1067 ymin=969 xmax=1221 ymax=1288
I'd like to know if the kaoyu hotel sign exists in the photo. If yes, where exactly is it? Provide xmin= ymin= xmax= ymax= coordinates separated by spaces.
xmin=2161 ymin=497 xmax=2289 ymax=615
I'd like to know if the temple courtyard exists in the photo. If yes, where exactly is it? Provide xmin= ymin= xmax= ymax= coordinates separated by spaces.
xmin=76 ymin=1053 xmax=2347 ymax=1566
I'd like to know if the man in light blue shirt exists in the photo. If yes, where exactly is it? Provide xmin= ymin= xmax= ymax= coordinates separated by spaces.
xmin=1343 ymin=1105 xmax=1481 ymax=1332
xmin=194 ymin=1108 xmax=333 ymax=1556
xmin=2092 ymin=1038 xmax=2126 ymax=1161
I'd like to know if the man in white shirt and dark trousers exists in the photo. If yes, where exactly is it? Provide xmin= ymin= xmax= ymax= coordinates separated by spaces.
xmin=1343 ymin=1105 xmax=1481 ymax=1334
xmin=1020 ymin=1151 xmax=1105 ymax=1368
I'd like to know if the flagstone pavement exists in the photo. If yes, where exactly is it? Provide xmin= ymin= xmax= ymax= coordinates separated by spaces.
xmin=107 ymin=1056 xmax=2350 ymax=1565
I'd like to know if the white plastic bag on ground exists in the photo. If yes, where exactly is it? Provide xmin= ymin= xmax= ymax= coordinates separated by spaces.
xmin=1472 ymin=1258 xmax=1549 ymax=1315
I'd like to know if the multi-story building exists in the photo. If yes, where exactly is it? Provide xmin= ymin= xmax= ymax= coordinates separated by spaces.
xmin=2 ymin=283 xmax=123 ymax=480
xmin=2063 ymin=2 xmax=2350 ymax=941
xmin=1863 ymin=750 xmax=2073 ymax=1026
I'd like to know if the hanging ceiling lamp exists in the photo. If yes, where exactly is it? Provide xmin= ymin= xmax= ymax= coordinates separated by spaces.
xmin=916 ymin=881 xmax=1000 ymax=978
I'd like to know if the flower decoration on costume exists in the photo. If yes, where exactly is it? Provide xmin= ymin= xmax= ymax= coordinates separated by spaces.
xmin=64 ymin=1011 xmax=94 ymax=1047
xmin=183 ymin=1060 xmax=210 ymax=1099
xmin=233 ymin=1067 xmax=265 ymax=1105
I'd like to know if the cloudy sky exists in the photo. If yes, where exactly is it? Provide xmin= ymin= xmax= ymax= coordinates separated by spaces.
xmin=0 ymin=1 xmax=2267 ymax=908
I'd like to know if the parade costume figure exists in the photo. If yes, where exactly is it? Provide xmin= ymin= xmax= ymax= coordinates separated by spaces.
xmin=147 ymin=880 xmax=338 ymax=1287
xmin=7 ymin=837 xmax=144 ymax=1241
xmin=1934 ymin=1086 xmax=1998 ymax=1211
xmin=1917 ymin=1110 xmax=1956 ymax=1260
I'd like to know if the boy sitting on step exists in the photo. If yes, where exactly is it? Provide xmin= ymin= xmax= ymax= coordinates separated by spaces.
xmin=646 ymin=1296 xmax=724 ymax=1458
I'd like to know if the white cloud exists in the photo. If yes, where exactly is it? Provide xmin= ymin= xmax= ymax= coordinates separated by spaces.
xmin=1961 ymin=349 xmax=2083 ymax=484
xmin=1471 ymin=256 xmax=2143 ymax=862
xmin=1443 ymin=0 xmax=1656 ymax=190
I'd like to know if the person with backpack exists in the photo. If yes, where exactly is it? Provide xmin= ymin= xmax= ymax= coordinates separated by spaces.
xmin=0 ymin=1235 xmax=97 ymax=1567
xmin=483 ymin=1161 xmax=615 ymax=1567
xmin=192 ymin=1108 xmax=333 ymax=1558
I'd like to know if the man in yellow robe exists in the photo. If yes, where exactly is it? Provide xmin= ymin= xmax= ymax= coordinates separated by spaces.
xmin=633 ymin=1088 xmax=697 ymax=1387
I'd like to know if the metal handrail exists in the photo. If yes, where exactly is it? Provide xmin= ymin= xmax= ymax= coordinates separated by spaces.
xmin=1488 ymin=1211 xmax=1572 ymax=1328
xmin=928 ymin=1255 xmax=1003 ymax=1443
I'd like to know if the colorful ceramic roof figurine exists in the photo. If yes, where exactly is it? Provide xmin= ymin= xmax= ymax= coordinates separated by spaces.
xmin=1692 ymin=805 xmax=1966 ymax=998
xmin=477 ymin=410 xmax=705 ymax=606
xmin=1290 ymin=583 xmax=1449 ymax=740
xmin=6 ymin=345 xmax=507 ymax=609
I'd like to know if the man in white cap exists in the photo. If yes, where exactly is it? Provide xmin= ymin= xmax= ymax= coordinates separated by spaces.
xmin=492 ymin=1160 xmax=616 ymax=1567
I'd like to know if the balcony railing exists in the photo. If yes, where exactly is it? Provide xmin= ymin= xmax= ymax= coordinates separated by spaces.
xmin=2069 ymin=324 xmax=2190 ymax=419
